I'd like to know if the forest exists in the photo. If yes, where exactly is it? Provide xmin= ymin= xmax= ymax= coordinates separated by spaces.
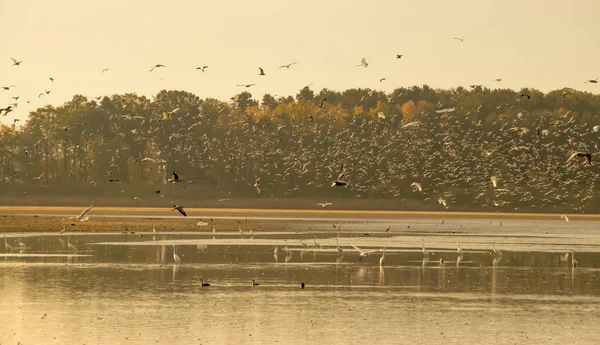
xmin=1 ymin=85 xmax=599 ymax=212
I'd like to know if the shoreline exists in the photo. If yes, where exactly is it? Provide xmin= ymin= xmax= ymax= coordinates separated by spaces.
xmin=0 ymin=206 xmax=597 ymax=233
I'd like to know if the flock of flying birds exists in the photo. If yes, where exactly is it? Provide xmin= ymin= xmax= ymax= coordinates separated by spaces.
xmin=1 ymin=34 xmax=599 ymax=215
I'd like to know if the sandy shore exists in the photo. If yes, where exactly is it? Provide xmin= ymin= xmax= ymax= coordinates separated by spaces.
xmin=0 ymin=206 xmax=597 ymax=233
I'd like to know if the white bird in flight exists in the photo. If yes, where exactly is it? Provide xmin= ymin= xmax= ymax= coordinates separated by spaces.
xmin=411 ymin=182 xmax=422 ymax=192
xmin=317 ymin=202 xmax=333 ymax=208
xmin=351 ymin=243 xmax=378 ymax=260
xmin=69 ymin=205 xmax=93 ymax=222
xmin=357 ymin=57 xmax=369 ymax=68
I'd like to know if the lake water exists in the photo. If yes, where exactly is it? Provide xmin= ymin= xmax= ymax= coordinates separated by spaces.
xmin=1 ymin=217 xmax=599 ymax=344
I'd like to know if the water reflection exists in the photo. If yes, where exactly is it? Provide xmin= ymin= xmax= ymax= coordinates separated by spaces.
xmin=1 ymin=230 xmax=600 ymax=344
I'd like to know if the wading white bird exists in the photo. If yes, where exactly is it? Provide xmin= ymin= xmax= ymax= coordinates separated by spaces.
xmin=379 ymin=247 xmax=386 ymax=266
xmin=4 ymin=237 xmax=13 ymax=250
xmin=67 ymin=236 xmax=78 ymax=252
xmin=422 ymin=239 xmax=429 ymax=257
xmin=457 ymin=242 xmax=463 ymax=255
xmin=336 ymin=238 xmax=343 ymax=254
xmin=70 ymin=205 xmax=93 ymax=222
xmin=571 ymin=251 xmax=578 ymax=267
xmin=173 ymin=245 xmax=181 ymax=264
xmin=492 ymin=242 xmax=502 ymax=256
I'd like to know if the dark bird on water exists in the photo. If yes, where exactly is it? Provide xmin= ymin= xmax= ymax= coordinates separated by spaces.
xmin=252 ymin=279 xmax=260 ymax=287
xmin=200 ymin=279 xmax=211 ymax=287
xmin=172 ymin=203 xmax=187 ymax=217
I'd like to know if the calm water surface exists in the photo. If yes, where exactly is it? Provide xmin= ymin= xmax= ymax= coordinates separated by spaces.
xmin=1 ymin=217 xmax=599 ymax=344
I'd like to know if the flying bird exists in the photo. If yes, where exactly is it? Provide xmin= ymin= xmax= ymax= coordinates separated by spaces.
xmin=317 ymin=202 xmax=333 ymax=208
xmin=69 ymin=205 xmax=93 ymax=222
xmin=411 ymin=182 xmax=422 ymax=192
xmin=584 ymin=77 xmax=598 ymax=84
xmin=168 ymin=171 xmax=183 ymax=183
xmin=566 ymin=152 xmax=592 ymax=165
xmin=171 ymin=203 xmax=187 ymax=217
xmin=453 ymin=33 xmax=465 ymax=42
xmin=331 ymin=164 xmax=347 ymax=187
xmin=253 ymin=179 xmax=261 ymax=193
xmin=495 ymin=78 xmax=502 ymax=83
xmin=102 ymin=68 xmax=110 ymax=73
xmin=278 ymin=62 xmax=298 ymax=69
xmin=396 ymin=54 xmax=403 ymax=59
xmin=318 ymin=98 xmax=327 ymax=108
xmin=351 ymin=243 xmax=378 ymax=260
xmin=258 ymin=67 xmax=266 ymax=76
xmin=196 ymin=66 xmax=209 ymax=72
xmin=520 ymin=93 xmax=531 ymax=99
xmin=357 ymin=57 xmax=369 ymax=67
xmin=379 ymin=78 xmax=386 ymax=82
xmin=149 ymin=64 xmax=166 ymax=72
xmin=10 ymin=57 xmax=23 ymax=66
xmin=237 ymin=84 xmax=256 ymax=88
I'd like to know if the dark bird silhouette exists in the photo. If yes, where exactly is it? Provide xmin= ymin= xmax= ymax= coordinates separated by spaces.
xmin=196 ymin=66 xmax=209 ymax=72
xmin=566 ymin=152 xmax=592 ymax=165
xmin=10 ymin=57 xmax=22 ymax=66
xmin=379 ymin=78 xmax=386 ymax=82
xmin=237 ymin=84 xmax=256 ymax=88
xmin=584 ymin=78 xmax=598 ymax=84
xmin=278 ymin=62 xmax=298 ymax=69
xmin=149 ymin=64 xmax=166 ymax=72
xmin=520 ymin=93 xmax=531 ymax=99
xmin=318 ymin=98 xmax=327 ymax=108
xmin=167 ymin=171 xmax=183 ymax=183
xmin=172 ymin=203 xmax=187 ymax=217
xmin=49 ymin=78 xmax=54 ymax=82
xmin=301 ymin=282 xmax=305 ymax=289
xmin=258 ymin=67 xmax=265 ymax=76
xmin=396 ymin=54 xmax=403 ymax=59
xmin=102 ymin=68 xmax=110 ymax=73
xmin=252 ymin=279 xmax=260 ymax=287
xmin=200 ymin=279 xmax=211 ymax=287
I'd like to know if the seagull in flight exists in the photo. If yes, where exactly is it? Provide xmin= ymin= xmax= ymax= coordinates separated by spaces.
xmin=258 ymin=67 xmax=266 ymax=76
xmin=196 ymin=66 xmax=209 ymax=72
xmin=149 ymin=64 xmax=166 ymax=72
xmin=10 ymin=57 xmax=23 ymax=66
xmin=317 ymin=202 xmax=333 ymax=208
xmin=102 ymin=68 xmax=110 ymax=73
xmin=351 ymin=243 xmax=379 ymax=260
xmin=69 ymin=205 xmax=93 ymax=222
xmin=171 ymin=203 xmax=187 ymax=217
xmin=278 ymin=62 xmax=298 ymax=69
xmin=411 ymin=182 xmax=422 ymax=192
xmin=566 ymin=152 xmax=592 ymax=165
xmin=357 ymin=57 xmax=369 ymax=67
xmin=237 ymin=84 xmax=256 ymax=88
xmin=584 ymin=77 xmax=598 ymax=84
xmin=453 ymin=33 xmax=466 ymax=42
xmin=331 ymin=164 xmax=347 ymax=187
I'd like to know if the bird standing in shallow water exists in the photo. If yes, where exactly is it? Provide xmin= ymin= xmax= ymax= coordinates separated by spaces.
xmin=252 ymin=280 xmax=260 ymax=287
xmin=173 ymin=245 xmax=181 ymax=264
xmin=301 ymin=282 xmax=305 ymax=289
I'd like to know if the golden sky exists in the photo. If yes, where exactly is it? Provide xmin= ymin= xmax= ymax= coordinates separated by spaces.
xmin=1 ymin=0 xmax=599 ymax=125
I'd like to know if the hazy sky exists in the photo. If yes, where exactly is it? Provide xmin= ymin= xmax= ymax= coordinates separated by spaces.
xmin=1 ymin=0 xmax=599 ymax=125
